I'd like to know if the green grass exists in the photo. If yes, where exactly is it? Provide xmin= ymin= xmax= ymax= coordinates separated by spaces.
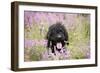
xmin=24 ymin=16 xmax=90 ymax=61
xmin=29 ymin=46 xmax=47 ymax=61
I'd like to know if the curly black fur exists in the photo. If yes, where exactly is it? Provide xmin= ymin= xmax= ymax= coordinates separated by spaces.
xmin=46 ymin=23 xmax=69 ymax=54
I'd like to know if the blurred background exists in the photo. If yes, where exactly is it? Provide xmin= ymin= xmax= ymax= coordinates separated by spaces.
xmin=24 ymin=11 xmax=90 ymax=61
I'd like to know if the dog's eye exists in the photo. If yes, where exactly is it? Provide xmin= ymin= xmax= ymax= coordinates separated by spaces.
xmin=58 ymin=29 xmax=62 ymax=32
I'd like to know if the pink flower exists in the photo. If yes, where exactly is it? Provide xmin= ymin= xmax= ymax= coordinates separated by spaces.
xmin=24 ymin=40 xmax=36 ymax=48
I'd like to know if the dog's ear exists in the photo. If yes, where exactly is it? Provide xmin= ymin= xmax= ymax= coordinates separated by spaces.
xmin=47 ymin=40 xmax=52 ymax=48
xmin=65 ymin=31 xmax=69 ymax=43
xmin=46 ymin=30 xmax=52 ymax=48
xmin=46 ymin=25 xmax=52 ymax=40
xmin=46 ymin=31 xmax=50 ymax=39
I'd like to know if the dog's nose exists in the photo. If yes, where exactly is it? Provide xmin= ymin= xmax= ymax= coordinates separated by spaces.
xmin=57 ymin=34 xmax=62 ymax=38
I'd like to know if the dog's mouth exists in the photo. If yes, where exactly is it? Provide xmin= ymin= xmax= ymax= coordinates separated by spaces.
xmin=56 ymin=42 xmax=62 ymax=49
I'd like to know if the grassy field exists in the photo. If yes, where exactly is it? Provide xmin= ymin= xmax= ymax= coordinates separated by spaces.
xmin=24 ymin=12 xmax=90 ymax=61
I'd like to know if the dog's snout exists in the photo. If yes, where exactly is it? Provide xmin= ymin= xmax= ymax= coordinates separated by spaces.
xmin=56 ymin=33 xmax=64 ymax=39
xmin=57 ymin=34 xmax=62 ymax=38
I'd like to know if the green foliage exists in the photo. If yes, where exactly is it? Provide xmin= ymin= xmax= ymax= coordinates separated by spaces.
xmin=67 ymin=16 xmax=90 ymax=59
xmin=25 ymin=24 xmax=49 ymax=40
xmin=24 ymin=14 xmax=90 ymax=61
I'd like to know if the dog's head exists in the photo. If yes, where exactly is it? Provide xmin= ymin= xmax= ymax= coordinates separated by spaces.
xmin=46 ymin=23 xmax=69 ymax=53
